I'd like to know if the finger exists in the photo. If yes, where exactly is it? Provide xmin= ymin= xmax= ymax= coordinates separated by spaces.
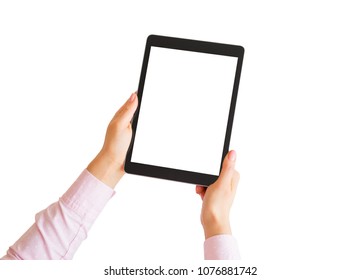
xmin=217 ymin=150 xmax=237 ymax=185
xmin=195 ymin=185 xmax=206 ymax=200
xmin=114 ymin=92 xmax=138 ymax=126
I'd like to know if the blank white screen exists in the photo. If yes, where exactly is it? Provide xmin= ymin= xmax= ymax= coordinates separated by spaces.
xmin=131 ymin=47 xmax=237 ymax=175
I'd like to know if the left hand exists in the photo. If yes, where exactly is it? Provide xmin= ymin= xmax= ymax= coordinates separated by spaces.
xmin=87 ymin=92 xmax=138 ymax=188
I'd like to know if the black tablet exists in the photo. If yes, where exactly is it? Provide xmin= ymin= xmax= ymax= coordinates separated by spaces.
xmin=125 ymin=35 xmax=244 ymax=186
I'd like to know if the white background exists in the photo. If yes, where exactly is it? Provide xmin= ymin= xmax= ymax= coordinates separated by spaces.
xmin=0 ymin=1 xmax=360 ymax=279
xmin=132 ymin=47 xmax=237 ymax=176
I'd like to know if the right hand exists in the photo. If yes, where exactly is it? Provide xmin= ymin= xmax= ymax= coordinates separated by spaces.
xmin=196 ymin=150 xmax=240 ymax=239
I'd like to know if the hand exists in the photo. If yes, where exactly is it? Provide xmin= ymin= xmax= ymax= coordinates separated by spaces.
xmin=87 ymin=92 xmax=138 ymax=188
xmin=196 ymin=150 xmax=240 ymax=239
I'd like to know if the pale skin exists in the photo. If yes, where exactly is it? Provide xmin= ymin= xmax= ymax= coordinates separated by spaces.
xmin=87 ymin=92 xmax=240 ymax=239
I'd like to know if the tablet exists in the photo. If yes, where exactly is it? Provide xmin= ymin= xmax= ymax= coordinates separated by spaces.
xmin=125 ymin=35 xmax=244 ymax=186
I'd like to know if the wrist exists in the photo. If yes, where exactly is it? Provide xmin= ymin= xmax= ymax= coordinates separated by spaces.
xmin=203 ymin=214 xmax=232 ymax=239
xmin=87 ymin=150 xmax=124 ymax=189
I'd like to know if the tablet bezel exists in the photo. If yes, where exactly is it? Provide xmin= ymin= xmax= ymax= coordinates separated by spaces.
xmin=125 ymin=35 xmax=244 ymax=186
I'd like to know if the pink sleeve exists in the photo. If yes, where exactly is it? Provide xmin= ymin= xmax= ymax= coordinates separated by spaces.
xmin=204 ymin=234 xmax=241 ymax=260
xmin=1 ymin=169 xmax=114 ymax=260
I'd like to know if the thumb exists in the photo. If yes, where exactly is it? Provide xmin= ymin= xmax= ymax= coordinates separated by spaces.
xmin=114 ymin=92 xmax=138 ymax=127
xmin=217 ymin=150 xmax=237 ymax=184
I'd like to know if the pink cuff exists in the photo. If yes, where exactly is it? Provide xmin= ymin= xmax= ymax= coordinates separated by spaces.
xmin=60 ymin=169 xmax=115 ymax=221
xmin=204 ymin=234 xmax=240 ymax=260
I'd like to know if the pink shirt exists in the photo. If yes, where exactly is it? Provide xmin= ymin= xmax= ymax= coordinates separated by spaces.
xmin=1 ymin=170 xmax=240 ymax=260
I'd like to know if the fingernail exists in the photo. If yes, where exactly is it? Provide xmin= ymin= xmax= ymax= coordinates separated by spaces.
xmin=129 ymin=93 xmax=136 ymax=102
xmin=228 ymin=150 xmax=236 ymax=161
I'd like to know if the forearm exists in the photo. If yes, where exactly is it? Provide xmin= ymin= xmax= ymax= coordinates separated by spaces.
xmin=202 ymin=216 xmax=240 ymax=260
xmin=1 ymin=170 xmax=114 ymax=260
